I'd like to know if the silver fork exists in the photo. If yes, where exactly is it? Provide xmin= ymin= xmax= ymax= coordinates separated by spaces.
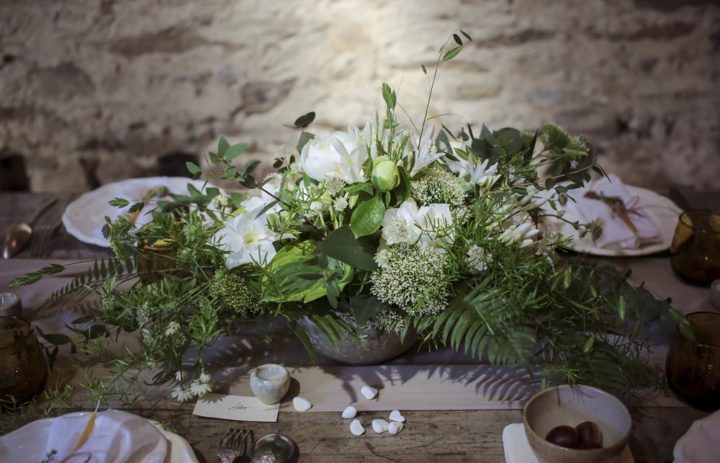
xmin=29 ymin=223 xmax=58 ymax=258
xmin=217 ymin=428 xmax=254 ymax=463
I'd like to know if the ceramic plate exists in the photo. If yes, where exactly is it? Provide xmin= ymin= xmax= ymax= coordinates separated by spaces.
xmin=62 ymin=177 xmax=216 ymax=247
xmin=674 ymin=411 xmax=720 ymax=463
xmin=0 ymin=412 xmax=198 ymax=463
xmin=541 ymin=186 xmax=681 ymax=257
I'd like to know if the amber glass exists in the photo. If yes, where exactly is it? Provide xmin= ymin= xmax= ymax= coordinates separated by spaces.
xmin=666 ymin=312 xmax=720 ymax=410
xmin=0 ymin=316 xmax=47 ymax=405
xmin=670 ymin=209 xmax=720 ymax=284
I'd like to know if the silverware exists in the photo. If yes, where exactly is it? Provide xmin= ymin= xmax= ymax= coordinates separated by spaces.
xmin=218 ymin=428 xmax=254 ymax=463
xmin=1 ymin=198 xmax=58 ymax=259
xmin=251 ymin=433 xmax=296 ymax=463
xmin=29 ymin=223 xmax=59 ymax=258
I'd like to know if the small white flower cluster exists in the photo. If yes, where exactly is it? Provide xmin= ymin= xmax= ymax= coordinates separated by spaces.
xmin=371 ymin=243 xmax=449 ymax=317
xmin=340 ymin=385 xmax=406 ymax=437
xmin=411 ymin=168 xmax=467 ymax=207
xmin=171 ymin=370 xmax=212 ymax=402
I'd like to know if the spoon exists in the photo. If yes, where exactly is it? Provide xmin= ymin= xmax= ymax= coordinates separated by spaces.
xmin=251 ymin=433 xmax=297 ymax=463
xmin=2 ymin=198 xmax=58 ymax=259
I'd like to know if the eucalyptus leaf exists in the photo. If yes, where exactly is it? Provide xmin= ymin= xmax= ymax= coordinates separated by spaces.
xmin=294 ymin=111 xmax=316 ymax=128
xmin=350 ymin=196 xmax=385 ymax=237
xmin=443 ymin=46 xmax=463 ymax=62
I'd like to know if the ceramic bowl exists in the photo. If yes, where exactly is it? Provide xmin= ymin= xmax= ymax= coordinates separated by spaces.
xmin=523 ymin=385 xmax=631 ymax=463
xmin=250 ymin=364 xmax=290 ymax=405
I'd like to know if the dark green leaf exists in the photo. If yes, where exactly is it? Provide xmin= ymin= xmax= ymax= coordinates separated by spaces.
xmin=128 ymin=202 xmax=144 ymax=214
xmin=382 ymin=83 xmax=396 ymax=109
xmin=319 ymin=226 xmax=377 ymax=271
xmin=294 ymin=111 xmax=316 ymax=128
xmin=460 ymin=30 xmax=473 ymax=41
xmin=453 ymin=33 xmax=462 ymax=45
xmin=442 ymin=46 xmax=463 ymax=62
xmin=421 ymin=64 xmax=427 ymax=74
xmin=296 ymin=132 xmax=315 ymax=153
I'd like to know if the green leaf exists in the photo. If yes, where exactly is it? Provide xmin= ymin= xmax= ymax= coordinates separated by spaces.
xmin=128 ymin=202 xmax=144 ymax=214
xmin=319 ymin=226 xmax=377 ymax=272
xmin=421 ymin=64 xmax=427 ymax=74
xmin=218 ymin=136 xmax=230 ymax=156
xmin=109 ymin=198 xmax=129 ymax=208
xmin=583 ymin=335 xmax=595 ymax=353
xmin=442 ymin=46 xmax=463 ymax=62
xmin=618 ymin=295 xmax=626 ymax=320
xmin=224 ymin=143 xmax=249 ymax=162
xmin=294 ymin=111 xmax=316 ymax=128
xmin=296 ymin=132 xmax=315 ymax=153
xmin=350 ymin=196 xmax=385 ymax=238
xmin=382 ymin=83 xmax=396 ymax=109
xmin=452 ymin=33 xmax=463 ymax=45
xmin=460 ymin=30 xmax=473 ymax=41
xmin=185 ymin=161 xmax=201 ymax=178
xmin=346 ymin=294 xmax=386 ymax=324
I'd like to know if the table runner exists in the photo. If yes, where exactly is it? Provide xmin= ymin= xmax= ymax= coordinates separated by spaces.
xmin=0 ymin=258 xmax=710 ymax=411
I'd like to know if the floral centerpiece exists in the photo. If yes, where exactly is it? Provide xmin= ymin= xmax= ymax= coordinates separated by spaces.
xmin=14 ymin=33 xmax=687 ymax=402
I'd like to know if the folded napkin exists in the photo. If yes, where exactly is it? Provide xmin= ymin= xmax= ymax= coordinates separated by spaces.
xmin=674 ymin=409 xmax=720 ymax=463
xmin=565 ymin=174 xmax=661 ymax=249
xmin=44 ymin=410 xmax=168 ymax=463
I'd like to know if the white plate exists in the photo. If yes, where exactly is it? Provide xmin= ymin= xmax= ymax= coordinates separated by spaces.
xmin=0 ymin=411 xmax=198 ymax=463
xmin=673 ymin=410 xmax=720 ymax=463
xmin=62 ymin=177 xmax=216 ymax=247
xmin=541 ymin=186 xmax=681 ymax=257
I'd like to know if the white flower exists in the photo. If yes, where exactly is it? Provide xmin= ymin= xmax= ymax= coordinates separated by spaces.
xmin=499 ymin=221 xmax=540 ymax=248
xmin=171 ymin=384 xmax=195 ymax=402
xmin=374 ymin=248 xmax=390 ymax=267
xmin=214 ymin=213 xmax=279 ymax=268
xmin=382 ymin=199 xmax=453 ymax=247
xmin=241 ymin=180 xmax=281 ymax=217
xmin=164 ymin=321 xmax=180 ymax=337
xmin=409 ymin=126 xmax=446 ymax=176
xmin=300 ymin=131 xmax=367 ymax=183
xmin=518 ymin=186 xmax=549 ymax=212
xmin=175 ymin=370 xmax=186 ymax=382
xmin=199 ymin=371 xmax=211 ymax=384
xmin=190 ymin=380 xmax=212 ymax=397
xmin=333 ymin=195 xmax=349 ymax=212
xmin=445 ymin=155 xmax=499 ymax=190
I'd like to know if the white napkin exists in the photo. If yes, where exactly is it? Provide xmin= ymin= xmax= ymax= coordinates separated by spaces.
xmin=674 ymin=409 xmax=720 ymax=463
xmin=44 ymin=410 xmax=168 ymax=463
xmin=565 ymin=174 xmax=661 ymax=249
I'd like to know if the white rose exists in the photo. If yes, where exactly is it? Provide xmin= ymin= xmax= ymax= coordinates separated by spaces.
xmin=300 ymin=131 xmax=367 ymax=183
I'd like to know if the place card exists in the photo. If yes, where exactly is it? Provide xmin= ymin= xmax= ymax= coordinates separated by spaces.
xmin=193 ymin=393 xmax=279 ymax=422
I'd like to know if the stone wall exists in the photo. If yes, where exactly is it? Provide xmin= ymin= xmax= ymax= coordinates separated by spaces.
xmin=1 ymin=0 xmax=719 ymax=192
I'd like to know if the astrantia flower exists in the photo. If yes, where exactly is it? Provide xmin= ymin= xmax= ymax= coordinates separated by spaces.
xmin=467 ymin=245 xmax=491 ymax=273
xmin=214 ymin=213 xmax=279 ymax=268
xmin=300 ymin=131 xmax=367 ymax=183
xmin=382 ymin=199 xmax=454 ymax=247
xmin=409 ymin=126 xmax=446 ymax=176
xmin=445 ymin=155 xmax=499 ymax=190
xmin=190 ymin=379 xmax=212 ymax=397
xmin=333 ymin=195 xmax=349 ymax=212
xmin=165 ymin=321 xmax=180 ymax=337
xmin=411 ymin=168 xmax=467 ymax=206
xmin=171 ymin=384 xmax=195 ymax=402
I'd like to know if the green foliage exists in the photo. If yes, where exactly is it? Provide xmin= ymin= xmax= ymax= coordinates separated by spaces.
xmin=350 ymin=196 xmax=385 ymax=237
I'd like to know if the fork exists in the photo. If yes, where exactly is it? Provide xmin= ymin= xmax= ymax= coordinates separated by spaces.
xmin=29 ymin=223 xmax=59 ymax=258
xmin=217 ymin=428 xmax=254 ymax=463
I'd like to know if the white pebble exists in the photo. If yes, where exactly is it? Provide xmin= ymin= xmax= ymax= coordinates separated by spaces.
xmin=292 ymin=397 xmax=312 ymax=412
xmin=360 ymin=385 xmax=378 ymax=400
xmin=372 ymin=419 xmax=389 ymax=433
xmin=388 ymin=421 xmax=404 ymax=435
xmin=350 ymin=419 xmax=365 ymax=436
xmin=388 ymin=409 xmax=405 ymax=423
xmin=341 ymin=405 xmax=357 ymax=419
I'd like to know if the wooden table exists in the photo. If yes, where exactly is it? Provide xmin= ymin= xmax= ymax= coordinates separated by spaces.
xmin=0 ymin=192 xmax=712 ymax=463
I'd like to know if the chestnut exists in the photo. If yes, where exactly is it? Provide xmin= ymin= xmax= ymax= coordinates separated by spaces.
xmin=576 ymin=421 xmax=603 ymax=449
xmin=545 ymin=425 xmax=580 ymax=449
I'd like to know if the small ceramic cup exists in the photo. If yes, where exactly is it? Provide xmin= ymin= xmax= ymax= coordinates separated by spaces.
xmin=0 ymin=293 xmax=22 ymax=318
xmin=250 ymin=364 xmax=290 ymax=405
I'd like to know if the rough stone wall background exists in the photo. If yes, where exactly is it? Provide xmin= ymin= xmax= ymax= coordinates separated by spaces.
xmin=1 ymin=0 xmax=719 ymax=192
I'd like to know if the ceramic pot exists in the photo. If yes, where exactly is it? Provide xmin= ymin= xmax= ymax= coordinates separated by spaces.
xmin=298 ymin=316 xmax=416 ymax=364
xmin=0 ymin=317 xmax=47 ymax=405
xmin=250 ymin=363 xmax=291 ymax=404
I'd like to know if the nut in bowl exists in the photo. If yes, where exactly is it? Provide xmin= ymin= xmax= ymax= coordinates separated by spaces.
xmin=523 ymin=385 xmax=631 ymax=463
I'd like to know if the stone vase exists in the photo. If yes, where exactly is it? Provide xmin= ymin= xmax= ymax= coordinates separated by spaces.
xmin=298 ymin=316 xmax=416 ymax=365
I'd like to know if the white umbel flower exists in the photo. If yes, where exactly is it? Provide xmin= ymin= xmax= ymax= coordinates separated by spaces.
xmin=164 ymin=321 xmax=180 ymax=337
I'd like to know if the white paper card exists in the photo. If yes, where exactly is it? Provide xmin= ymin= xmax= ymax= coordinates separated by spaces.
xmin=193 ymin=393 xmax=279 ymax=422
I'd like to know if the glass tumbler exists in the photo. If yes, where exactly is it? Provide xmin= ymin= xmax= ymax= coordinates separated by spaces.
xmin=0 ymin=316 xmax=48 ymax=405
xmin=666 ymin=312 xmax=720 ymax=411
xmin=670 ymin=209 xmax=720 ymax=284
